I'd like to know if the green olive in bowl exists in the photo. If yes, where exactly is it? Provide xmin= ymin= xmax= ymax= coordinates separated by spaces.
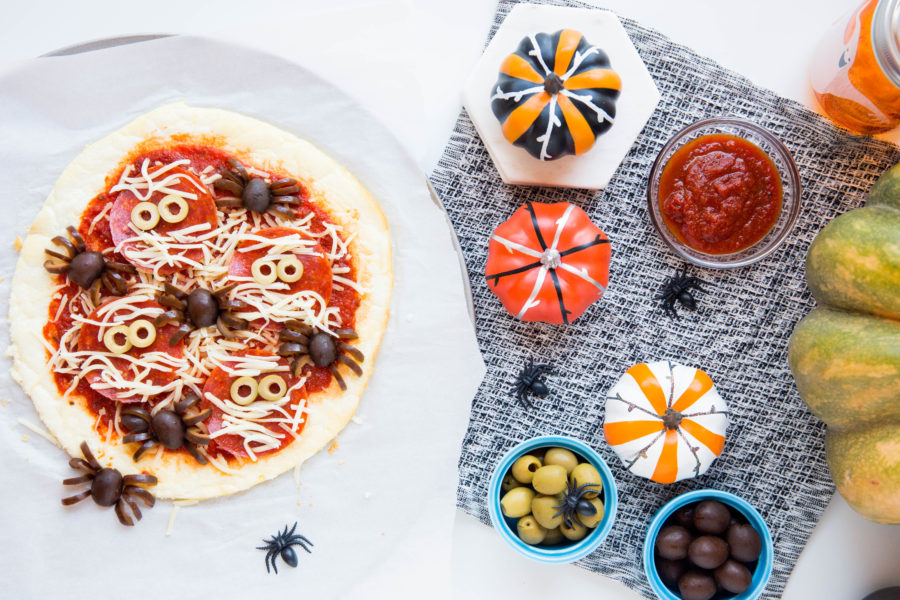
xmin=501 ymin=473 xmax=520 ymax=493
xmin=531 ymin=494 xmax=564 ymax=529
xmin=517 ymin=515 xmax=547 ymax=545
xmin=533 ymin=464 xmax=568 ymax=495
xmin=578 ymin=497 xmax=606 ymax=528
xmin=544 ymin=447 xmax=578 ymax=474
xmin=543 ymin=526 xmax=564 ymax=546
xmin=511 ymin=454 xmax=542 ymax=484
xmin=560 ymin=519 xmax=588 ymax=542
xmin=570 ymin=463 xmax=603 ymax=499
xmin=500 ymin=486 xmax=535 ymax=518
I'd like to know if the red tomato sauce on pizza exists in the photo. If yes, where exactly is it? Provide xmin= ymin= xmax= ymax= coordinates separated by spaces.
xmin=41 ymin=144 xmax=362 ymax=462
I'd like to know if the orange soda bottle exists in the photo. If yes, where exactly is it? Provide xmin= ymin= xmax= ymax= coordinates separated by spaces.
xmin=810 ymin=0 xmax=900 ymax=135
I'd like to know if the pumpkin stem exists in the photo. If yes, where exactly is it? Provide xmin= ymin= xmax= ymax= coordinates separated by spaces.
xmin=662 ymin=408 xmax=683 ymax=429
xmin=540 ymin=248 xmax=562 ymax=269
xmin=544 ymin=73 xmax=564 ymax=95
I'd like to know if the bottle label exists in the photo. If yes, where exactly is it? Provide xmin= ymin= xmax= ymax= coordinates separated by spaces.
xmin=810 ymin=0 xmax=892 ymax=126
xmin=811 ymin=4 xmax=864 ymax=93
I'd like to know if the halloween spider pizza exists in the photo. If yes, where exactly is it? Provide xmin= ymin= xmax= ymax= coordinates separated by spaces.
xmin=9 ymin=103 xmax=392 ymax=501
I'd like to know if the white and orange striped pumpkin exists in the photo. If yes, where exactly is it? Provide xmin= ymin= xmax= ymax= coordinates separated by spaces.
xmin=603 ymin=361 xmax=729 ymax=484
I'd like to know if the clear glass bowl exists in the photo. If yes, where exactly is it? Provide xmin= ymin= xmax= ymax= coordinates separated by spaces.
xmin=646 ymin=118 xmax=802 ymax=269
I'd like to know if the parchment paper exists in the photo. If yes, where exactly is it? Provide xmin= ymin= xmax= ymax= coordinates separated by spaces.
xmin=0 ymin=35 xmax=484 ymax=599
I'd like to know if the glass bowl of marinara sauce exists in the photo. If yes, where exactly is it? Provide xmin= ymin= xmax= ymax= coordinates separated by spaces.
xmin=647 ymin=118 xmax=801 ymax=269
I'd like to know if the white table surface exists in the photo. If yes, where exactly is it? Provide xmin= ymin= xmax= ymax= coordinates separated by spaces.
xmin=2 ymin=1 xmax=898 ymax=598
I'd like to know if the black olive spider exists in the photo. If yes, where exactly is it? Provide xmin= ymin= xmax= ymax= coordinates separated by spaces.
xmin=257 ymin=522 xmax=314 ymax=574
xmin=214 ymin=158 xmax=303 ymax=218
xmin=61 ymin=441 xmax=157 ymax=526
xmin=119 ymin=392 xmax=211 ymax=464
xmin=512 ymin=359 xmax=554 ymax=409
xmin=656 ymin=266 xmax=705 ymax=319
xmin=43 ymin=225 xmax=135 ymax=298
xmin=553 ymin=478 xmax=602 ymax=529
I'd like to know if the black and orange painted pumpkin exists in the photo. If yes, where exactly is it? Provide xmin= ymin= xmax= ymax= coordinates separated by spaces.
xmin=490 ymin=29 xmax=622 ymax=161
xmin=485 ymin=201 xmax=611 ymax=324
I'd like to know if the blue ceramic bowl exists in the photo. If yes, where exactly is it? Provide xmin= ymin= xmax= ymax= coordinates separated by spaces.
xmin=488 ymin=435 xmax=618 ymax=563
xmin=643 ymin=489 xmax=774 ymax=600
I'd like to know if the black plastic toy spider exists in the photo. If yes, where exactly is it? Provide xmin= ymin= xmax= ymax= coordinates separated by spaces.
xmin=120 ymin=392 xmax=212 ymax=463
xmin=257 ymin=522 xmax=314 ymax=574
xmin=512 ymin=359 xmax=554 ymax=408
xmin=43 ymin=225 xmax=135 ymax=297
xmin=214 ymin=158 xmax=303 ymax=218
xmin=656 ymin=266 xmax=705 ymax=319
xmin=553 ymin=478 xmax=602 ymax=529
xmin=278 ymin=320 xmax=364 ymax=391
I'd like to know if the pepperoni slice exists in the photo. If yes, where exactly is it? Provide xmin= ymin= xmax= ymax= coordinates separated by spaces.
xmin=109 ymin=165 xmax=218 ymax=274
xmin=227 ymin=226 xmax=333 ymax=303
xmin=76 ymin=298 xmax=184 ymax=403
xmin=201 ymin=355 xmax=308 ymax=459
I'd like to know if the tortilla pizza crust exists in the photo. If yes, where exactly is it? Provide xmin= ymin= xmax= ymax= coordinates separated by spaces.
xmin=8 ymin=102 xmax=392 ymax=499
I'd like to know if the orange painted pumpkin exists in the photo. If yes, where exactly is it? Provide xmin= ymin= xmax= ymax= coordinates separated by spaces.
xmin=485 ymin=201 xmax=610 ymax=324
xmin=490 ymin=29 xmax=622 ymax=161
xmin=604 ymin=361 xmax=729 ymax=484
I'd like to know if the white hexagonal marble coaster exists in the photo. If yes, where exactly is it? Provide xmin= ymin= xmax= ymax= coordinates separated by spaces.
xmin=462 ymin=4 xmax=660 ymax=189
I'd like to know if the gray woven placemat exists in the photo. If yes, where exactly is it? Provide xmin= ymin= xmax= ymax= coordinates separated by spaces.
xmin=429 ymin=1 xmax=900 ymax=598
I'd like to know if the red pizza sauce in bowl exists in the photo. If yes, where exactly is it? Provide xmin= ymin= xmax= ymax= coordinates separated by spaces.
xmin=647 ymin=118 xmax=801 ymax=269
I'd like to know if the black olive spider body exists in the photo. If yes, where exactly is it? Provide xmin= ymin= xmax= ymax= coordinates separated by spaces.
xmin=553 ymin=478 xmax=602 ymax=529
xmin=257 ymin=522 xmax=314 ymax=574
xmin=656 ymin=266 xmax=705 ymax=319
xmin=513 ymin=359 xmax=554 ymax=408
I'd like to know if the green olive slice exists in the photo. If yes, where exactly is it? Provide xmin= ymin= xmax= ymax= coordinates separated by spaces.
xmin=251 ymin=258 xmax=278 ymax=285
xmin=230 ymin=376 xmax=259 ymax=405
xmin=131 ymin=201 xmax=160 ymax=231
xmin=158 ymin=194 xmax=189 ymax=223
xmin=128 ymin=319 xmax=156 ymax=348
xmin=103 ymin=325 xmax=132 ymax=354
xmin=276 ymin=256 xmax=304 ymax=283
xmin=258 ymin=374 xmax=287 ymax=402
